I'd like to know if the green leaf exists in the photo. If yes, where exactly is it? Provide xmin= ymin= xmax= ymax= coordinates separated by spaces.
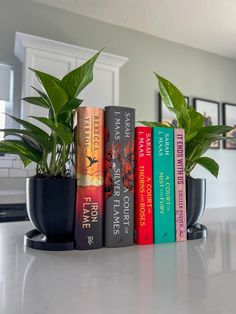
xmin=23 ymin=96 xmax=50 ymax=109
xmin=30 ymin=86 xmax=51 ymax=105
xmin=29 ymin=68 xmax=68 ymax=115
xmin=0 ymin=128 xmax=30 ymax=136
xmin=21 ymin=135 xmax=43 ymax=153
xmin=186 ymin=108 xmax=204 ymax=141
xmin=61 ymin=49 xmax=103 ymax=98
xmin=1 ymin=132 xmax=43 ymax=156
xmin=3 ymin=114 xmax=51 ymax=148
xmin=5 ymin=113 xmax=49 ymax=137
xmin=177 ymin=110 xmax=191 ymax=132
xmin=185 ymin=135 xmax=222 ymax=175
xmin=138 ymin=121 xmax=171 ymax=128
xmin=186 ymin=137 xmax=212 ymax=161
xmin=59 ymin=98 xmax=83 ymax=114
xmin=19 ymin=156 xmax=33 ymax=167
xmin=57 ymin=112 xmax=72 ymax=129
xmin=194 ymin=156 xmax=219 ymax=178
xmin=30 ymin=116 xmax=73 ymax=145
xmin=31 ymin=86 xmax=48 ymax=99
xmin=155 ymin=73 xmax=188 ymax=112
xmin=0 ymin=140 xmax=42 ymax=164
xmin=185 ymin=125 xmax=234 ymax=168
xmin=155 ymin=73 xmax=190 ymax=133
xmin=29 ymin=68 xmax=60 ymax=86
xmin=196 ymin=125 xmax=234 ymax=139
xmin=151 ymin=73 xmax=232 ymax=177
xmin=1 ymin=128 xmax=52 ymax=153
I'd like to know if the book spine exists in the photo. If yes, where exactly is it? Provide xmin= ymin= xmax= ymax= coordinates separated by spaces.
xmin=174 ymin=129 xmax=187 ymax=241
xmin=134 ymin=127 xmax=153 ymax=245
xmin=104 ymin=106 xmax=135 ymax=247
xmin=74 ymin=107 xmax=104 ymax=250
xmin=153 ymin=127 xmax=175 ymax=243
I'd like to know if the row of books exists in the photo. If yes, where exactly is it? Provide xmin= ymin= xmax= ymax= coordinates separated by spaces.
xmin=74 ymin=106 xmax=187 ymax=250
xmin=135 ymin=126 xmax=187 ymax=245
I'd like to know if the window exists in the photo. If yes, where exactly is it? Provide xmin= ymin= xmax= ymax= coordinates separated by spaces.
xmin=0 ymin=64 xmax=13 ymax=141
xmin=0 ymin=101 xmax=5 ymax=135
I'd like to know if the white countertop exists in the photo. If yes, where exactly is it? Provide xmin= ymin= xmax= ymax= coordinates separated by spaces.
xmin=1 ymin=207 xmax=236 ymax=314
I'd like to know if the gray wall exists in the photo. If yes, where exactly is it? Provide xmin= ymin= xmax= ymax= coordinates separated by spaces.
xmin=1 ymin=0 xmax=236 ymax=208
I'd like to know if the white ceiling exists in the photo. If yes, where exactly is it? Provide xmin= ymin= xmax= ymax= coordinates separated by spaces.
xmin=34 ymin=0 xmax=236 ymax=59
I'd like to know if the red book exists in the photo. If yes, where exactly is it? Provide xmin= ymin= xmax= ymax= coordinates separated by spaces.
xmin=135 ymin=126 xmax=153 ymax=244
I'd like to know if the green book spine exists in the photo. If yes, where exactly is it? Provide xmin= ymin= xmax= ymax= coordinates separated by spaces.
xmin=153 ymin=127 xmax=175 ymax=243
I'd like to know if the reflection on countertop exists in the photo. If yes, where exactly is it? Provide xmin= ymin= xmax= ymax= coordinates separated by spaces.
xmin=0 ymin=203 xmax=28 ymax=222
xmin=0 ymin=207 xmax=236 ymax=314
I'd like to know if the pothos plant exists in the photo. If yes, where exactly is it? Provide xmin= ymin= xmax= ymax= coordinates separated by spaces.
xmin=0 ymin=50 xmax=102 ymax=177
xmin=140 ymin=73 xmax=234 ymax=178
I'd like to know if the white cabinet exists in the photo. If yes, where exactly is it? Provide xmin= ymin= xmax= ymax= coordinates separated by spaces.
xmin=14 ymin=32 xmax=128 ymax=121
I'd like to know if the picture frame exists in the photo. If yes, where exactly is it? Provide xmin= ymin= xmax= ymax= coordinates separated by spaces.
xmin=158 ymin=93 xmax=189 ymax=127
xmin=193 ymin=98 xmax=220 ymax=149
xmin=222 ymin=103 xmax=236 ymax=149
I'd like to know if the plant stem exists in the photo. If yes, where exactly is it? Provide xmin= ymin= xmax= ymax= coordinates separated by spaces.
xmin=49 ymin=109 xmax=58 ymax=175
xmin=36 ymin=164 xmax=39 ymax=175
xmin=55 ymin=144 xmax=64 ymax=175
xmin=42 ymin=151 xmax=49 ymax=174
xmin=49 ymin=132 xmax=57 ymax=175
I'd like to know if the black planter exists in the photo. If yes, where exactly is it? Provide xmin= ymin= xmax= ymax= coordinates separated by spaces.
xmin=186 ymin=176 xmax=207 ymax=240
xmin=25 ymin=177 xmax=76 ymax=250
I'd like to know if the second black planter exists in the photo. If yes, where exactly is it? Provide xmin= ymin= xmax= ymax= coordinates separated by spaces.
xmin=186 ymin=176 xmax=207 ymax=240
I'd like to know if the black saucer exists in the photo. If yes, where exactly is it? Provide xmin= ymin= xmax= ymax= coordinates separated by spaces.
xmin=187 ymin=223 xmax=207 ymax=240
xmin=24 ymin=229 xmax=74 ymax=251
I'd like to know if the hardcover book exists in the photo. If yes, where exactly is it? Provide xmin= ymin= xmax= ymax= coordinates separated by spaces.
xmin=153 ymin=127 xmax=175 ymax=243
xmin=104 ymin=106 xmax=135 ymax=247
xmin=174 ymin=129 xmax=187 ymax=241
xmin=135 ymin=126 xmax=153 ymax=245
xmin=74 ymin=107 xmax=104 ymax=250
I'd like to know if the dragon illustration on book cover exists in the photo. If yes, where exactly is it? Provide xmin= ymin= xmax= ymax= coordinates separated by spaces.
xmin=104 ymin=128 xmax=134 ymax=199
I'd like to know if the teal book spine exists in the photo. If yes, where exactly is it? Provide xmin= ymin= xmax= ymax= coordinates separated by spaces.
xmin=153 ymin=127 xmax=175 ymax=243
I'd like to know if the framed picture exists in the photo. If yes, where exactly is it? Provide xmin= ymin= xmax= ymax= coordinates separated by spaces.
xmin=158 ymin=93 xmax=189 ymax=127
xmin=222 ymin=103 xmax=236 ymax=149
xmin=193 ymin=98 xmax=220 ymax=149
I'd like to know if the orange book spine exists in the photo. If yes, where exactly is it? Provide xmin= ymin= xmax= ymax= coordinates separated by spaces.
xmin=74 ymin=107 xmax=104 ymax=250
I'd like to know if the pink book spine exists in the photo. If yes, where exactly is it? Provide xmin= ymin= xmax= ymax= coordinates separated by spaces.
xmin=174 ymin=129 xmax=187 ymax=241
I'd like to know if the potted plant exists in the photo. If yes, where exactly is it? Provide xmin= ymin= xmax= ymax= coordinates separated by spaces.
xmin=140 ymin=73 xmax=234 ymax=239
xmin=0 ymin=49 xmax=101 ymax=250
